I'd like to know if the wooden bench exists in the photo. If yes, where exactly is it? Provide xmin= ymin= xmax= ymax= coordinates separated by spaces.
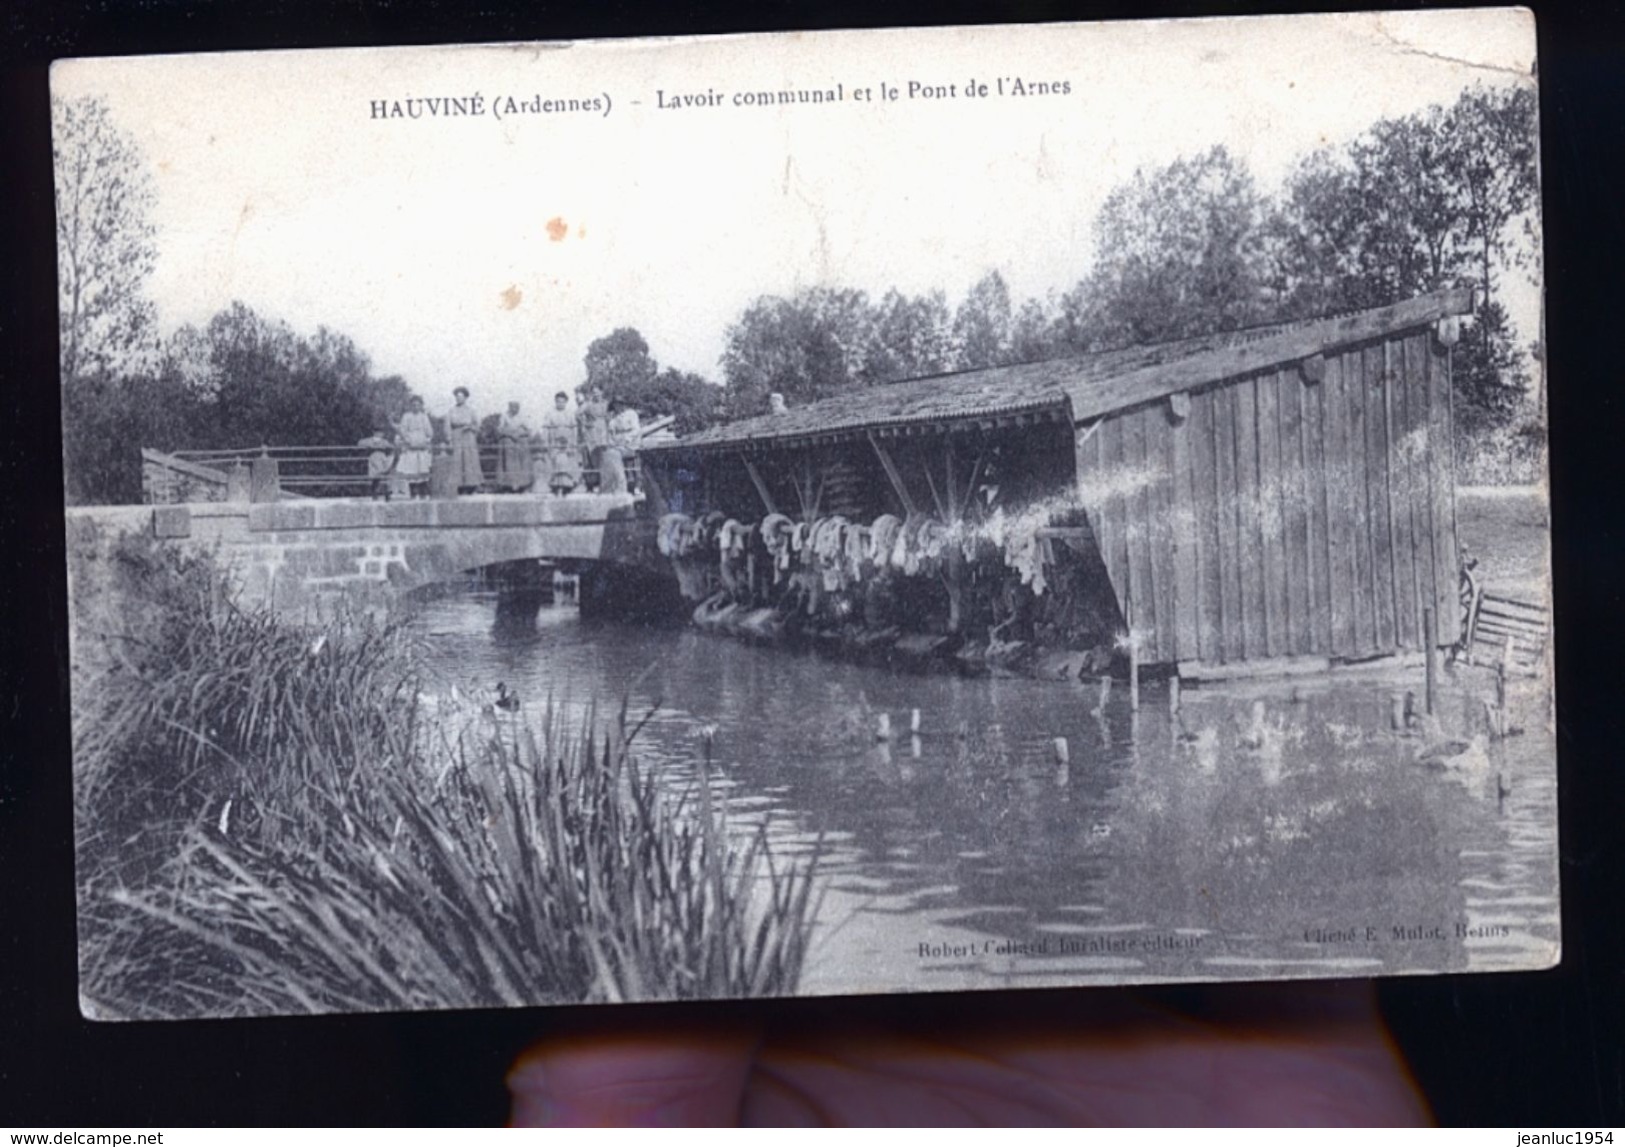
xmin=1462 ymin=589 xmax=1550 ymax=676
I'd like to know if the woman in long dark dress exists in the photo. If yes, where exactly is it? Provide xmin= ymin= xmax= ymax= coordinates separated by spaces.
xmin=446 ymin=386 xmax=483 ymax=494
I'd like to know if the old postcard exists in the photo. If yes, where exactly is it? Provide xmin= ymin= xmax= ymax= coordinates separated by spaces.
xmin=55 ymin=10 xmax=1554 ymax=1020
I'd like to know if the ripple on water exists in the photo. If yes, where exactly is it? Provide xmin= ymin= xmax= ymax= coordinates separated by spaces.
xmin=413 ymin=597 xmax=1560 ymax=993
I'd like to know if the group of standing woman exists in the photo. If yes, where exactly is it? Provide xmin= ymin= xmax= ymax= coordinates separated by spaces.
xmin=362 ymin=386 xmax=641 ymax=499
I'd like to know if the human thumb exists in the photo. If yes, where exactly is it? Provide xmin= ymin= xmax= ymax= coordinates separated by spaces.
xmin=508 ymin=1028 xmax=758 ymax=1127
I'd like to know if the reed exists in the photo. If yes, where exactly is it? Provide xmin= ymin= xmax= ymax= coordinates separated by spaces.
xmin=74 ymin=533 xmax=819 ymax=1018
xmin=72 ymin=531 xmax=422 ymax=844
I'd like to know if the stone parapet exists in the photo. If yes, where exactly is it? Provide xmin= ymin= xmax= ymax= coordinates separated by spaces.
xmin=244 ymin=493 xmax=633 ymax=534
xmin=70 ymin=493 xmax=661 ymax=616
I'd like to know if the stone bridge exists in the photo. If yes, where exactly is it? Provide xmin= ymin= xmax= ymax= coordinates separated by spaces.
xmin=67 ymin=493 xmax=673 ymax=616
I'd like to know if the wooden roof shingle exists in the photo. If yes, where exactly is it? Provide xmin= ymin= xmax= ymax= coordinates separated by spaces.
xmin=651 ymin=288 xmax=1473 ymax=454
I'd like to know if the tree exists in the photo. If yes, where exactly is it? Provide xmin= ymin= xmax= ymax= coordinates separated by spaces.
xmin=1009 ymin=296 xmax=1075 ymax=363
xmin=1451 ymin=299 xmax=1530 ymax=435
xmin=951 ymin=271 xmax=1016 ymax=370
xmin=1445 ymin=87 xmax=1540 ymax=311
xmin=862 ymin=289 xmax=953 ymax=384
xmin=53 ymin=96 xmax=159 ymax=386
xmin=63 ymin=367 xmax=202 ymax=504
xmin=578 ymin=327 xmax=723 ymax=434
xmin=162 ymin=323 xmax=218 ymax=400
xmin=1276 ymin=110 xmax=1460 ymax=316
xmin=1276 ymin=85 xmax=1540 ymax=428
xmin=583 ymin=327 xmax=659 ymax=397
xmin=1442 ymin=86 xmax=1540 ymax=427
xmin=720 ymin=288 xmax=875 ymax=416
xmin=624 ymin=367 xmax=724 ymax=436
xmin=1080 ymin=146 xmax=1274 ymax=347
xmin=174 ymin=302 xmax=418 ymax=451
xmin=60 ymin=302 xmax=423 ymax=503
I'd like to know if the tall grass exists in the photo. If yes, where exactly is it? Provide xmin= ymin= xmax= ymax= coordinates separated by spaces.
xmin=72 ymin=531 xmax=818 ymax=1019
xmin=71 ymin=529 xmax=424 ymax=865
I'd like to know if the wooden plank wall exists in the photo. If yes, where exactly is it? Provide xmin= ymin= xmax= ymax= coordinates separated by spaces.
xmin=1074 ymin=328 xmax=1461 ymax=667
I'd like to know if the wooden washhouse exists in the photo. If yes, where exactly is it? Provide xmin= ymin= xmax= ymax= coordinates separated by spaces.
xmin=641 ymin=287 xmax=1474 ymax=678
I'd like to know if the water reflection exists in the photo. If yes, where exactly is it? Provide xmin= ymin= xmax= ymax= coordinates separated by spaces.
xmin=417 ymin=596 xmax=1559 ymax=992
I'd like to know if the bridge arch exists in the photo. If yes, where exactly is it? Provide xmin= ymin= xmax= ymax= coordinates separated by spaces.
xmin=87 ymin=493 xmax=670 ymax=615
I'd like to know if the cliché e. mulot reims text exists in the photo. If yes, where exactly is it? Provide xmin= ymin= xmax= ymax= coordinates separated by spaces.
xmin=1304 ymin=922 xmax=1513 ymax=943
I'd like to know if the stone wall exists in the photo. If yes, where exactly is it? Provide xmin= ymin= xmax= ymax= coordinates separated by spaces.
xmin=71 ymin=494 xmax=665 ymax=615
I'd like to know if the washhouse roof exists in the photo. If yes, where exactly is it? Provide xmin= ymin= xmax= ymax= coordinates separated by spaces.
xmin=648 ymin=288 xmax=1474 ymax=454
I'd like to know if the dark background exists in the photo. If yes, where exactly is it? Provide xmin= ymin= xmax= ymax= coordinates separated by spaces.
xmin=3 ymin=0 xmax=1621 ymax=1126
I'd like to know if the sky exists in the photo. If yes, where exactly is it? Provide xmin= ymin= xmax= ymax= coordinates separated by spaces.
xmin=53 ymin=10 xmax=1540 ymax=418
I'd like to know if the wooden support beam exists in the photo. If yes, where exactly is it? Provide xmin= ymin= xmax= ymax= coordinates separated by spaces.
xmin=741 ymin=456 xmax=778 ymax=516
xmin=921 ymin=444 xmax=948 ymax=519
xmin=790 ymin=455 xmax=825 ymax=520
xmin=792 ymin=457 xmax=813 ymax=518
xmin=868 ymin=431 xmax=918 ymax=516
xmin=960 ymin=454 xmax=986 ymax=517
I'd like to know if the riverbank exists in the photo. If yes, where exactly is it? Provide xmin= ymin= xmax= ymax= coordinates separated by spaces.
xmin=70 ymin=529 xmax=816 ymax=1019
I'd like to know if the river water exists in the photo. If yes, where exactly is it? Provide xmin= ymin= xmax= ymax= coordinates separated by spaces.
xmin=414 ymin=594 xmax=1559 ymax=996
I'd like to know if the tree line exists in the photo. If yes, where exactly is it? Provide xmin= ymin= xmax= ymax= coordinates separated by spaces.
xmin=696 ymin=84 xmax=1538 ymax=437
xmin=57 ymin=83 xmax=1538 ymax=504
xmin=61 ymin=298 xmax=417 ymax=505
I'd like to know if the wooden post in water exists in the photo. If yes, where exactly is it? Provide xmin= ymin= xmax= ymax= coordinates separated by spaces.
xmin=1168 ymin=675 xmax=1181 ymax=714
xmin=1497 ymin=634 xmax=1513 ymax=726
xmin=875 ymin=712 xmax=892 ymax=742
xmin=1423 ymin=606 xmax=1438 ymax=715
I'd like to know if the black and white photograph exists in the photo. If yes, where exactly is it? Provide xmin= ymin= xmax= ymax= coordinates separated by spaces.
xmin=54 ymin=10 xmax=1555 ymax=1022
